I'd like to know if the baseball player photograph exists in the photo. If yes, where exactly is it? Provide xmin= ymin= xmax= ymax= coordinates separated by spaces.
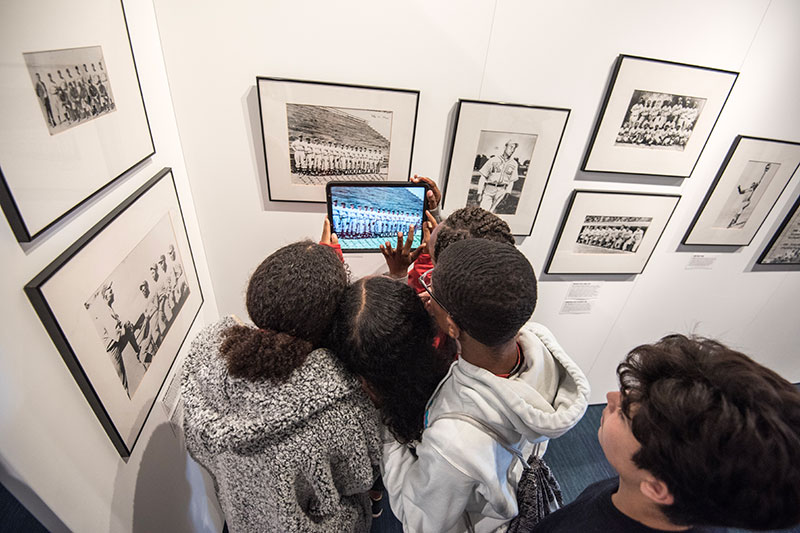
xmin=466 ymin=130 xmax=536 ymax=215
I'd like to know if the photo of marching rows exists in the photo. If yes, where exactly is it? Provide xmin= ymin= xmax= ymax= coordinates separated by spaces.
xmin=574 ymin=215 xmax=651 ymax=254
xmin=83 ymin=214 xmax=189 ymax=399
xmin=24 ymin=46 xmax=116 ymax=135
xmin=287 ymin=103 xmax=390 ymax=186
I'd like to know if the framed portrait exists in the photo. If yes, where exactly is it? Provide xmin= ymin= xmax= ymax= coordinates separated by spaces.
xmin=757 ymin=193 xmax=800 ymax=265
xmin=546 ymin=190 xmax=680 ymax=275
xmin=0 ymin=0 xmax=154 ymax=243
xmin=442 ymin=99 xmax=570 ymax=235
xmin=257 ymin=77 xmax=419 ymax=203
xmin=25 ymin=168 xmax=203 ymax=458
xmin=582 ymin=55 xmax=737 ymax=178
xmin=683 ymin=136 xmax=800 ymax=246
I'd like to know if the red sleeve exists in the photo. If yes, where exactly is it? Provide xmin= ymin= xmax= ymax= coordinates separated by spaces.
xmin=319 ymin=241 xmax=344 ymax=263
xmin=407 ymin=252 xmax=433 ymax=294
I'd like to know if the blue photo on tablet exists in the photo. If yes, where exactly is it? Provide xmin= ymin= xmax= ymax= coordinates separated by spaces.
xmin=326 ymin=181 xmax=426 ymax=252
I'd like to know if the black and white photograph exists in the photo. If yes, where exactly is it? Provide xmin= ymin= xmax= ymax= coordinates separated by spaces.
xmin=443 ymin=100 xmax=569 ymax=235
xmin=257 ymin=77 xmax=419 ymax=203
xmin=466 ymin=130 xmax=536 ymax=215
xmin=615 ymin=90 xmax=706 ymax=151
xmin=574 ymin=216 xmax=652 ymax=254
xmin=712 ymin=160 xmax=780 ymax=229
xmin=546 ymin=190 xmax=680 ymax=275
xmin=25 ymin=168 xmax=202 ymax=457
xmin=24 ymin=46 xmax=117 ymax=136
xmin=0 ymin=0 xmax=154 ymax=243
xmin=83 ymin=214 xmax=190 ymax=399
xmin=684 ymin=136 xmax=800 ymax=246
xmin=758 ymin=194 xmax=800 ymax=265
xmin=582 ymin=55 xmax=737 ymax=177
xmin=287 ymin=104 xmax=390 ymax=185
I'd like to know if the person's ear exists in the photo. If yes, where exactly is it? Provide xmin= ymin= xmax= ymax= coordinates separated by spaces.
xmin=445 ymin=315 xmax=461 ymax=339
xmin=639 ymin=477 xmax=674 ymax=506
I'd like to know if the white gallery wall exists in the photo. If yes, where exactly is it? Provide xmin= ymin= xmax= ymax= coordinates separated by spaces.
xmin=153 ymin=0 xmax=799 ymax=399
xmin=0 ymin=0 xmax=797 ymax=531
xmin=0 ymin=1 xmax=223 ymax=532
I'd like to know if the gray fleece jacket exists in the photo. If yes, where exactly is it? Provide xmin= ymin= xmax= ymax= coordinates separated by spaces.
xmin=181 ymin=316 xmax=382 ymax=532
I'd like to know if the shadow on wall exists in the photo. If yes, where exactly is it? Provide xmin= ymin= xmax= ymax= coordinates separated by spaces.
xmin=112 ymin=423 xmax=193 ymax=532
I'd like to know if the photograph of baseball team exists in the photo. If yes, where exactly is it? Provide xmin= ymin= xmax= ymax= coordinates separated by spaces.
xmin=465 ymin=130 xmax=536 ymax=215
xmin=330 ymin=186 xmax=424 ymax=250
xmin=287 ymin=103 xmax=390 ymax=186
xmin=84 ymin=215 xmax=190 ymax=399
xmin=24 ymin=46 xmax=116 ymax=136
xmin=574 ymin=215 xmax=652 ymax=254
xmin=615 ymin=89 xmax=706 ymax=151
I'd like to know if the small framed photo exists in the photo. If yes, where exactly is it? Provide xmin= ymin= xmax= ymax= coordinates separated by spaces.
xmin=0 ymin=0 xmax=155 ymax=243
xmin=546 ymin=190 xmax=680 ymax=275
xmin=757 ymin=193 xmax=800 ymax=265
xmin=256 ymin=77 xmax=419 ymax=203
xmin=25 ymin=168 xmax=203 ymax=457
xmin=442 ymin=99 xmax=570 ymax=235
xmin=582 ymin=55 xmax=737 ymax=178
xmin=683 ymin=136 xmax=800 ymax=246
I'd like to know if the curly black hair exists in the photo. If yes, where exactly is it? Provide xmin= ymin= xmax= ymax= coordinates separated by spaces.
xmin=432 ymin=206 xmax=514 ymax=262
xmin=220 ymin=240 xmax=348 ymax=381
xmin=618 ymin=334 xmax=800 ymax=529
xmin=329 ymin=277 xmax=451 ymax=443
xmin=433 ymin=238 xmax=536 ymax=346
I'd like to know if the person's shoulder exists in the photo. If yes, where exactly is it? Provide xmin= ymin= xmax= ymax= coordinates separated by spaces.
xmin=533 ymin=477 xmax=619 ymax=532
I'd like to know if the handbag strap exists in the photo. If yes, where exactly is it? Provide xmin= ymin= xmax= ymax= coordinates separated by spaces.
xmin=432 ymin=412 xmax=530 ymax=469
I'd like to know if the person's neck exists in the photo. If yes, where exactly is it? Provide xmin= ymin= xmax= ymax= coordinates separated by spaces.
xmin=611 ymin=478 xmax=690 ymax=531
xmin=459 ymin=334 xmax=518 ymax=375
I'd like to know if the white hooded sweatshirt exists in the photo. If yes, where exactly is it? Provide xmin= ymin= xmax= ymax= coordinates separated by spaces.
xmin=381 ymin=321 xmax=590 ymax=533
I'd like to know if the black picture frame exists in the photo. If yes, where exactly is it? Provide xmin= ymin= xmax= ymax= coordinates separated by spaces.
xmin=0 ymin=0 xmax=155 ymax=243
xmin=582 ymin=54 xmax=737 ymax=178
xmin=25 ymin=168 xmax=203 ymax=457
xmin=441 ymin=99 xmax=570 ymax=236
xmin=256 ymin=77 xmax=419 ymax=203
xmin=546 ymin=190 xmax=681 ymax=275
xmin=683 ymin=136 xmax=800 ymax=246
xmin=757 ymin=192 xmax=800 ymax=265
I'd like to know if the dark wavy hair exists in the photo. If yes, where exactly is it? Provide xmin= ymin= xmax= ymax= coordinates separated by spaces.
xmin=434 ymin=239 xmax=536 ymax=346
xmin=618 ymin=334 xmax=800 ymax=529
xmin=219 ymin=241 xmax=347 ymax=381
xmin=432 ymin=205 xmax=514 ymax=262
xmin=329 ymin=277 xmax=451 ymax=443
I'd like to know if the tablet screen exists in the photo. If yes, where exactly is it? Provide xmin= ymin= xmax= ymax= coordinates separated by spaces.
xmin=327 ymin=182 xmax=426 ymax=252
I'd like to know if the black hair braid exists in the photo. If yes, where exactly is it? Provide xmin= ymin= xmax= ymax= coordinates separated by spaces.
xmin=220 ymin=240 xmax=347 ymax=381
xmin=329 ymin=277 xmax=450 ymax=443
xmin=433 ymin=205 xmax=514 ymax=261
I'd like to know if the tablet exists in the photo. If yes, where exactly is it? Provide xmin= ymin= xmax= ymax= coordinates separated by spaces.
xmin=326 ymin=181 xmax=426 ymax=252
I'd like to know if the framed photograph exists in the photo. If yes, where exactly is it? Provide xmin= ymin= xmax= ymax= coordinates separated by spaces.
xmin=683 ymin=136 xmax=800 ymax=246
xmin=546 ymin=190 xmax=680 ymax=275
xmin=0 ymin=0 xmax=155 ymax=243
xmin=758 ymin=193 xmax=800 ymax=265
xmin=582 ymin=55 xmax=737 ymax=177
xmin=25 ymin=168 xmax=203 ymax=457
xmin=442 ymin=99 xmax=570 ymax=235
xmin=257 ymin=77 xmax=419 ymax=203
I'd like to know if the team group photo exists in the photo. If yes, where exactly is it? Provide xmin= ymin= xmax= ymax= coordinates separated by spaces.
xmin=25 ymin=45 xmax=116 ymax=135
xmin=287 ymin=103 xmax=391 ymax=186
xmin=615 ymin=89 xmax=706 ymax=150
xmin=574 ymin=215 xmax=652 ymax=254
